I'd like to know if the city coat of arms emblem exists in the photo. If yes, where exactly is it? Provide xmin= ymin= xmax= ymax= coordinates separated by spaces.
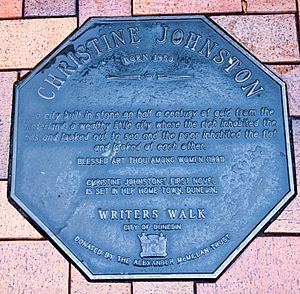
xmin=138 ymin=233 xmax=167 ymax=258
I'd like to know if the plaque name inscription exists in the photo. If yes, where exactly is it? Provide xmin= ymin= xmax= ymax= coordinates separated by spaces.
xmin=10 ymin=16 xmax=294 ymax=279
xmin=37 ymin=25 xmax=264 ymax=100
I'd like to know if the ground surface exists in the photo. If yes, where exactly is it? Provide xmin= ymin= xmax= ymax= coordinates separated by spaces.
xmin=0 ymin=0 xmax=299 ymax=293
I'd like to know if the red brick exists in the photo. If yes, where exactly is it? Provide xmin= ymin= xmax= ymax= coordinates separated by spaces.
xmin=79 ymin=0 xmax=131 ymax=25
xmin=246 ymin=0 xmax=296 ymax=13
xmin=0 ymin=0 xmax=22 ymax=18
xmin=267 ymin=65 xmax=300 ymax=116
xmin=133 ymin=282 xmax=194 ymax=294
xmin=212 ymin=15 xmax=299 ymax=63
xmin=70 ymin=265 xmax=131 ymax=294
xmin=0 ymin=72 xmax=16 ymax=179
xmin=0 ymin=241 xmax=69 ymax=293
xmin=265 ymin=198 xmax=300 ymax=233
xmin=133 ymin=0 xmax=241 ymax=15
xmin=0 ymin=18 xmax=77 ymax=69
xmin=20 ymin=69 xmax=31 ymax=79
xmin=298 ymin=0 xmax=300 ymax=31
xmin=196 ymin=237 xmax=300 ymax=293
xmin=0 ymin=181 xmax=42 ymax=238
xmin=24 ymin=0 xmax=76 ymax=16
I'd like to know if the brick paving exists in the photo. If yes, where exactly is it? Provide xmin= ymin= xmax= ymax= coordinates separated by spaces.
xmin=0 ymin=0 xmax=299 ymax=292
xmin=0 ymin=182 xmax=42 ymax=238
xmin=133 ymin=0 xmax=242 ymax=15
xmin=0 ymin=241 xmax=69 ymax=293
xmin=70 ymin=266 xmax=131 ymax=294
xmin=24 ymin=0 xmax=76 ymax=17
xmin=0 ymin=18 xmax=77 ymax=69
xmin=79 ymin=0 xmax=131 ymax=25
xmin=133 ymin=282 xmax=194 ymax=294
xmin=212 ymin=14 xmax=300 ymax=63
xmin=196 ymin=237 xmax=300 ymax=294
xmin=246 ymin=0 xmax=297 ymax=13
xmin=0 ymin=0 xmax=22 ymax=18
xmin=0 ymin=72 xmax=16 ymax=179
xmin=268 ymin=65 xmax=300 ymax=116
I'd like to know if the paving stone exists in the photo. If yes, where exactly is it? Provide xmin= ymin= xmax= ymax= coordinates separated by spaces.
xmin=196 ymin=237 xmax=300 ymax=294
xmin=70 ymin=265 xmax=131 ymax=294
xmin=0 ymin=0 xmax=22 ymax=18
xmin=265 ymin=197 xmax=300 ymax=233
xmin=0 ymin=241 xmax=69 ymax=293
xmin=133 ymin=282 xmax=194 ymax=294
xmin=298 ymin=0 xmax=300 ymax=31
xmin=20 ymin=69 xmax=31 ymax=79
xmin=24 ymin=0 xmax=76 ymax=17
xmin=212 ymin=15 xmax=299 ymax=63
xmin=0 ymin=72 xmax=16 ymax=179
xmin=0 ymin=18 xmax=77 ymax=69
xmin=133 ymin=0 xmax=241 ymax=15
xmin=246 ymin=0 xmax=296 ymax=13
xmin=268 ymin=65 xmax=300 ymax=116
xmin=0 ymin=181 xmax=42 ymax=239
xmin=0 ymin=7 xmax=298 ymax=292
xmin=79 ymin=0 xmax=131 ymax=25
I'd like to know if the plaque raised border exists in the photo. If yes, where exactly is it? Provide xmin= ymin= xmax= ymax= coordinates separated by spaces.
xmin=9 ymin=15 xmax=295 ymax=280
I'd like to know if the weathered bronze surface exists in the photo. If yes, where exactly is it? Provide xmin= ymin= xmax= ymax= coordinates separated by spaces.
xmin=10 ymin=16 xmax=294 ymax=279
